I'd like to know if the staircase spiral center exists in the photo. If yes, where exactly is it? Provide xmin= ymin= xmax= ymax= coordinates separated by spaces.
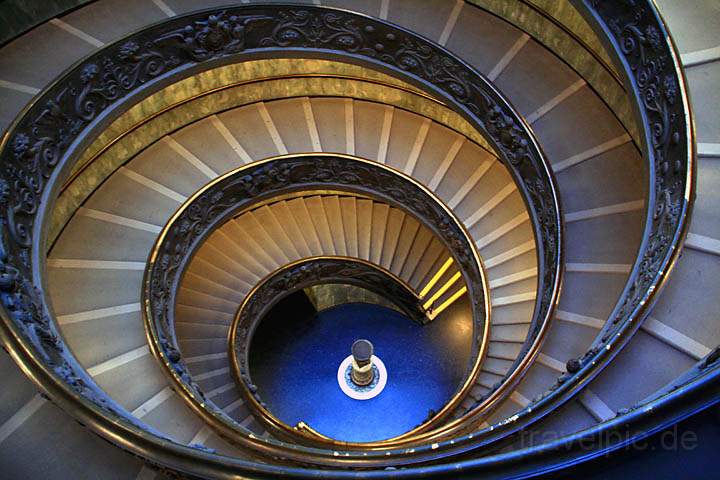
xmin=338 ymin=339 xmax=387 ymax=400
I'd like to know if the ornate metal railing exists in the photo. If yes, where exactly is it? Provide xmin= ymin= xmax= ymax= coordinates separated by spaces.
xmin=448 ymin=0 xmax=699 ymax=440
xmin=144 ymin=154 xmax=488 ymax=452
xmin=0 ymin=2 xmax=584 ymax=476
xmin=366 ymin=0 xmax=701 ymax=460
xmin=395 ymin=0 xmax=702 ymax=456
xmin=367 ymin=0 xmax=702 ymax=452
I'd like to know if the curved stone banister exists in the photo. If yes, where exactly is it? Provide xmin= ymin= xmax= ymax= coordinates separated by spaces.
xmin=0 ymin=3 xmax=562 ymax=475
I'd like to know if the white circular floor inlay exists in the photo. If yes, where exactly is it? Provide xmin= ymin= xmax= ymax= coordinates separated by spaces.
xmin=337 ymin=355 xmax=387 ymax=400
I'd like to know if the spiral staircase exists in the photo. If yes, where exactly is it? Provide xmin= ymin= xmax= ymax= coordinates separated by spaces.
xmin=0 ymin=0 xmax=717 ymax=478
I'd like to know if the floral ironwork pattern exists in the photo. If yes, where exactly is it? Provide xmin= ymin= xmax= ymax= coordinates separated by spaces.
xmin=144 ymin=155 xmax=489 ymax=451
xmin=146 ymin=155 xmax=486 ymax=381
xmin=0 ymin=4 xmax=565 ymax=471
xmin=546 ymin=0 xmax=692 ymax=398
xmin=442 ymin=0 xmax=697 ymax=446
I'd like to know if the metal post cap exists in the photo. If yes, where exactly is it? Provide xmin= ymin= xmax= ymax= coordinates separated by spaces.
xmin=351 ymin=339 xmax=373 ymax=363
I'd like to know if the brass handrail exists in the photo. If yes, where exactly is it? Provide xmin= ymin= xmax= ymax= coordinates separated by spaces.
xmin=44 ymin=66 xmax=545 ymax=444
xmin=143 ymin=154 xmax=491 ymax=457
xmin=0 ymin=3 xmax=567 ymax=474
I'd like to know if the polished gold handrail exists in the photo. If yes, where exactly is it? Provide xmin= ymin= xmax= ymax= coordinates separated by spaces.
xmin=47 ymin=67 xmax=546 ymax=444
xmin=48 ymin=65 xmax=498 ymax=250
xmin=57 ymin=73 xmax=443 ymax=196
xmin=0 ymin=4 xmax=569 ymax=472
xmin=142 ymin=153 xmax=493 ymax=454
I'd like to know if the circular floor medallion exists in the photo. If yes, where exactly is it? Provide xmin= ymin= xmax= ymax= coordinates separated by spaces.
xmin=337 ymin=355 xmax=387 ymax=400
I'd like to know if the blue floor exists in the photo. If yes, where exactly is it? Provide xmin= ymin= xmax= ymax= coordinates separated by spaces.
xmin=249 ymin=302 xmax=468 ymax=442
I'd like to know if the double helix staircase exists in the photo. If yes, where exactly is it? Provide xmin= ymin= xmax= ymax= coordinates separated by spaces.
xmin=0 ymin=0 xmax=717 ymax=478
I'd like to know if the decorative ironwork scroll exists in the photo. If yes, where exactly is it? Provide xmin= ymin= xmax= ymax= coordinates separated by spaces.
xmin=143 ymin=154 xmax=488 ymax=449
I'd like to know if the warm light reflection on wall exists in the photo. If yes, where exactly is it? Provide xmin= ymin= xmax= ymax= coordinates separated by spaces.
xmin=419 ymin=257 xmax=454 ymax=298
xmin=428 ymin=287 xmax=468 ymax=320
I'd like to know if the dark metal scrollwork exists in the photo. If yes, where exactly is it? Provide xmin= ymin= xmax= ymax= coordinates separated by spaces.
xmin=146 ymin=154 xmax=486 ymax=390
xmin=0 ymin=4 xmax=561 ymax=472
xmin=456 ymin=0 xmax=697 ymax=448
xmin=143 ymin=154 xmax=489 ymax=452
xmin=544 ymin=1 xmax=693 ymax=392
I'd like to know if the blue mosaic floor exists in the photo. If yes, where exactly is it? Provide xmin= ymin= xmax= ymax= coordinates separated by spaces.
xmin=249 ymin=302 xmax=470 ymax=442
